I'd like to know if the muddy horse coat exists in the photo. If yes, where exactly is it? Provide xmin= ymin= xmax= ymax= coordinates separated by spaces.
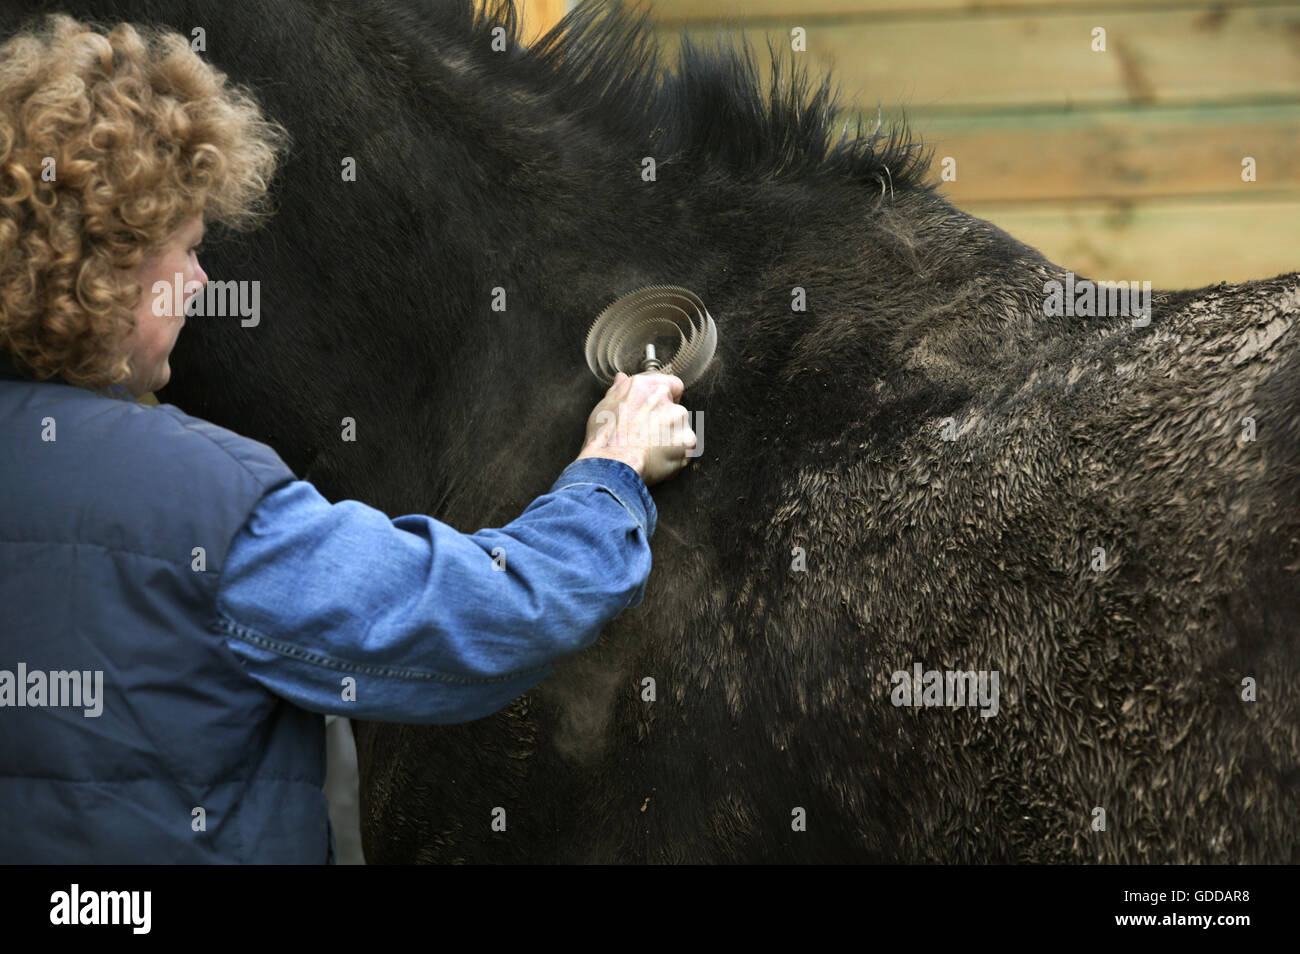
xmin=4 ymin=0 xmax=1296 ymax=862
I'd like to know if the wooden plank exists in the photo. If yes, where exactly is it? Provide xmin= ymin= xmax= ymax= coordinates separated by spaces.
xmin=518 ymin=0 xmax=568 ymax=44
xmin=649 ymin=0 xmax=1277 ymax=22
xmin=474 ymin=0 xmax=568 ymax=45
xmin=892 ymin=102 xmax=1300 ymax=202
xmin=655 ymin=6 xmax=1300 ymax=108
xmin=966 ymin=196 xmax=1300 ymax=286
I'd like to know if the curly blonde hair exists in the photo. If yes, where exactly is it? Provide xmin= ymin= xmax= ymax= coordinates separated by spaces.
xmin=0 ymin=14 xmax=288 ymax=389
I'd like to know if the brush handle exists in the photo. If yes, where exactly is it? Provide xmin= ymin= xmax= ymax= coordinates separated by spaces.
xmin=639 ymin=344 xmax=664 ymax=373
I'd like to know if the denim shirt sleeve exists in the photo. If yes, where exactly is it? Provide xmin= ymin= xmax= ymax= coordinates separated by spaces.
xmin=213 ymin=456 xmax=656 ymax=725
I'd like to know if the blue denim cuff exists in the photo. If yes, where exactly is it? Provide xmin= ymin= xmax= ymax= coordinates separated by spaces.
xmin=549 ymin=456 xmax=657 ymax=539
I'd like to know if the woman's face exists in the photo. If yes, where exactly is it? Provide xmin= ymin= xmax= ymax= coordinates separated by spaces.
xmin=121 ymin=213 xmax=207 ymax=397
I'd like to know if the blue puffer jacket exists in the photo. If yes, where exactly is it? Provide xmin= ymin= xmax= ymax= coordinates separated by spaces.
xmin=0 ymin=354 xmax=333 ymax=863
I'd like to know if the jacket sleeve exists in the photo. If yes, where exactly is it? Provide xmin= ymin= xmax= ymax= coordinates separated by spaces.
xmin=212 ymin=456 xmax=656 ymax=724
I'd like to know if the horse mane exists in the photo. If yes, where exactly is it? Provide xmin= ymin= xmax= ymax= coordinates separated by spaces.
xmin=431 ymin=0 xmax=936 ymax=194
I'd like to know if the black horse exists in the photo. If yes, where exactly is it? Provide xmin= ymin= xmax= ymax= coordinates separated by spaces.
xmin=5 ymin=0 xmax=1297 ymax=862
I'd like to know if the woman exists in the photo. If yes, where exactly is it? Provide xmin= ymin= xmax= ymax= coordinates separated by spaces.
xmin=0 ymin=15 xmax=694 ymax=863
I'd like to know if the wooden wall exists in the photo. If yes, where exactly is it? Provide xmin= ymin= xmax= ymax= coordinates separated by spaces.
xmin=516 ymin=0 xmax=568 ymax=43
xmin=645 ymin=0 xmax=1300 ymax=289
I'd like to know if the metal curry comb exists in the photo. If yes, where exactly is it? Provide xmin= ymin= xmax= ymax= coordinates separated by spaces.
xmin=584 ymin=285 xmax=717 ymax=388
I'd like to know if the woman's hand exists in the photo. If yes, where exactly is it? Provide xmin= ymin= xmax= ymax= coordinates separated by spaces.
xmin=575 ymin=372 xmax=696 ymax=485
